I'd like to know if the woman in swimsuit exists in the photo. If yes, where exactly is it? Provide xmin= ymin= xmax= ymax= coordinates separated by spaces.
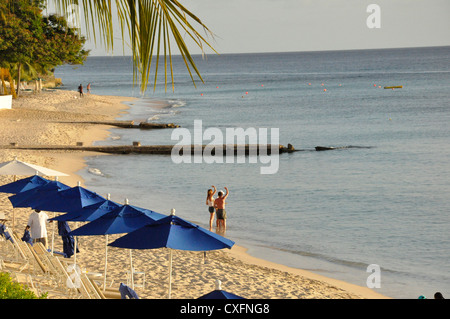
xmin=206 ymin=185 xmax=216 ymax=230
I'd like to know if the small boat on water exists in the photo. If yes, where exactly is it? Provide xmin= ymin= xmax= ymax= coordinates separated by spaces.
xmin=384 ymin=85 xmax=403 ymax=89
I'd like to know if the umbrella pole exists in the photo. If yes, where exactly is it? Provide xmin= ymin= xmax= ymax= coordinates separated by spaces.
xmin=104 ymin=234 xmax=108 ymax=291
xmin=74 ymin=222 xmax=78 ymax=266
xmin=130 ymin=249 xmax=134 ymax=290
xmin=51 ymin=213 xmax=55 ymax=255
xmin=12 ymin=208 xmax=15 ymax=234
xmin=12 ymin=176 xmax=16 ymax=231
xmin=168 ymin=249 xmax=173 ymax=299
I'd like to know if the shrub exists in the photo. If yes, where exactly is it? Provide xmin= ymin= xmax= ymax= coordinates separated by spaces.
xmin=0 ymin=272 xmax=47 ymax=299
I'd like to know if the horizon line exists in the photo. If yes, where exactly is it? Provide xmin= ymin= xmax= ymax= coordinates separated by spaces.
xmin=86 ymin=44 xmax=450 ymax=58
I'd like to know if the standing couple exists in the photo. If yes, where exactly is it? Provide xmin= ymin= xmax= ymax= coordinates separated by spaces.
xmin=206 ymin=185 xmax=229 ymax=232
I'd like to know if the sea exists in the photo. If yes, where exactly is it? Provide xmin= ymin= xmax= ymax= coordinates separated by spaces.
xmin=54 ymin=46 xmax=450 ymax=299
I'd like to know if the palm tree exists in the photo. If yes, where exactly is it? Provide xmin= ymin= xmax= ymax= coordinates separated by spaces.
xmin=51 ymin=0 xmax=216 ymax=93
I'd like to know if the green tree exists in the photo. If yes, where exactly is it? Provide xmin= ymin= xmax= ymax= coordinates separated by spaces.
xmin=0 ymin=0 xmax=41 ymax=95
xmin=37 ymin=14 xmax=89 ymax=69
xmin=0 ymin=0 xmax=88 ymax=96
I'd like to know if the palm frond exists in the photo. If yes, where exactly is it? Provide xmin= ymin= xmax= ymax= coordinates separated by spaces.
xmin=50 ymin=0 xmax=216 ymax=93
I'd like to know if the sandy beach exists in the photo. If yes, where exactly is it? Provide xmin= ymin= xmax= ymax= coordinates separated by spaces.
xmin=0 ymin=89 xmax=388 ymax=299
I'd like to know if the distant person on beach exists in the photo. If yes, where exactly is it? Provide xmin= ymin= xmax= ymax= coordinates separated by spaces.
xmin=0 ymin=213 xmax=12 ymax=242
xmin=206 ymin=185 xmax=217 ymax=230
xmin=27 ymin=209 xmax=52 ymax=249
xmin=434 ymin=292 xmax=445 ymax=299
xmin=214 ymin=187 xmax=229 ymax=231
xmin=21 ymin=225 xmax=33 ymax=245
xmin=78 ymin=84 xmax=83 ymax=97
xmin=87 ymin=83 xmax=91 ymax=94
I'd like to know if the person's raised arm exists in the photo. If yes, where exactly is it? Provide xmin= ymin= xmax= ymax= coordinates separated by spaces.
xmin=223 ymin=187 xmax=229 ymax=199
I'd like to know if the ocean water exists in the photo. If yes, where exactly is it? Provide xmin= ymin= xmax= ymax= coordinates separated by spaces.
xmin=54 ymin=46 xmax=450 ymax=299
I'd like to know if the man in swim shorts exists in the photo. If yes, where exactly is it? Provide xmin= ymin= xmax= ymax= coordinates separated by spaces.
xmin=214 ymin=187 xmax=229 ymax=231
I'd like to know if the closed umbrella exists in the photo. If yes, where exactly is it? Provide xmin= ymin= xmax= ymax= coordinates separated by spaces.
xmin=57 ymin=221 xmax=78 ymax=258
xmin=109 ymin=209 xmax=235 ymax=298
xmin=70 ymin=199 xmax=166 ymax=289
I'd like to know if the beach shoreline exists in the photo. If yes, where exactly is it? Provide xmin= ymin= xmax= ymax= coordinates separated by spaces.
xmin=0 ymin=89 xmax=388 ymax=299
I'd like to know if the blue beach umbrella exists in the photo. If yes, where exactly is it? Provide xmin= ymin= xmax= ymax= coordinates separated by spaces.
xmin=8 ymin=180 xmax=71 ymax=254
xmin=50 ymin=197 xmax=122 ymax=222
xmin=8 ymin=180 xmax=71 ymax=208
xmin=109 ymin=209 xmax=235 ymax=298
xmin=0 ymin=175 xmax=51 ymax=230
xmin=70 ymin=201 xmax=165 ymax=236
xmin=49 ymin=196 xmax=123 ymax=288
xmin=0 ymin=175 xmax=50 ymax=194
xmin=30 ymin=182 xmax=106 ymax=213
xmin=198 ymin=280 xmax=245 ymax=299
xmin=69 ymin=199 xmax=166 ymax=289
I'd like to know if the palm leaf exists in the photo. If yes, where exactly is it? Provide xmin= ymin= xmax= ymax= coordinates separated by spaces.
xmin=50 ymin=0 xmax=216 ymax=93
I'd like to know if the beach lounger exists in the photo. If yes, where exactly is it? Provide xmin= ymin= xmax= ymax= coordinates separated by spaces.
xmin=6 ymin=232 xmax=37 ymax=273
xmin=8 ymin=232 xmax=27 ymax=260
xmin=0 ymin=239 xmax=30 ymax=272
xmin=9 ymin=271 xmax=42 ymax=297
xmin=46 ymin=253 xmax=87 ymax=298
xmin=86 ymin=275 xmax=107 ymax=299
xmin=79 ymin=272 xmax=104 ymax=299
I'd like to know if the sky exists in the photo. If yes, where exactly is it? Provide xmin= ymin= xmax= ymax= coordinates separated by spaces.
xmin=47 ymin=0 xmax=450 ymax=56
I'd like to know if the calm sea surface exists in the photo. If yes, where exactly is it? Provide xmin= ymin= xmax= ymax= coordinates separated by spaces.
xmin=55 ymin=46 xmax=450 ymax=299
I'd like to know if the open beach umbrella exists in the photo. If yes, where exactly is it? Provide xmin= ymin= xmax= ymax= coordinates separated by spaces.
xmin=8 ymin=180 xmax=71 ymax=208
xmin=7 ymin=179 xmax=70 ymax=231
xmin=50 ymin=196 xmax=122 ymax=222
xmin=109 ymin=209 xmax=235 ymax=298
xmin=49 ymin=194 xmax=123 ymax=288
xmin=198 ymin=280 xmax=245 ymax=299
xmin=0 ymin=175 xmax=50 ymax=194
xmin=0 ymin=157 xmax=69 ymax=181
xmin=27 ymin=182 xmax=107 ymax=264
xmin=29 ymin=182 xmax=106 ymax=213
xmin=70 ymin=199 xmax=166 ymax=289
xmin=70 ymin=200 xmax=165 ymax=236
xmin=0 ymin=175 xmax=50 ymax=230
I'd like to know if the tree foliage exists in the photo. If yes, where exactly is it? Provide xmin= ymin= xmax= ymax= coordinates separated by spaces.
xmin=0 ymin=0 xmax=89 ymax=95
xmin=0 ymin=272 xmax=47 ymax=299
